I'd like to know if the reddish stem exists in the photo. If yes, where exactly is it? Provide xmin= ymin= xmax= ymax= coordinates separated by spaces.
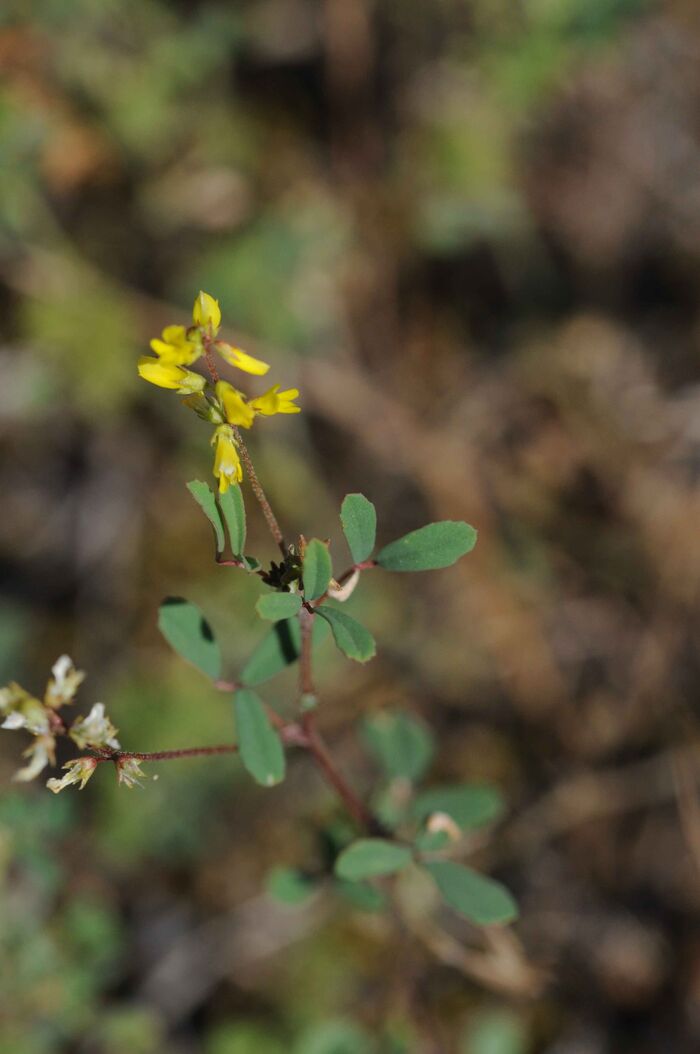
xmin=303 ymin=716 xmax=377 ymax=830
xmin=233 ymin=428 xmax=287 ymax=557
xmin=297 ymin=605 xmax=376 ymax=830
xmin=93 ymin=745 xmax=238 ymax=763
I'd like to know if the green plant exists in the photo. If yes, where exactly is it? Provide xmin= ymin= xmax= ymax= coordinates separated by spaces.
xmin=0 ymin=292 xmax=517 ymax=934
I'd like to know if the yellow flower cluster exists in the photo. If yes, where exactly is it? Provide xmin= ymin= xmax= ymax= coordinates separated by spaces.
xmin=138 ymin=291 xmax=300 ymax=493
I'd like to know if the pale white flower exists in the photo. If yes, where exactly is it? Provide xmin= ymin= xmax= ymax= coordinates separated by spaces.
xmin=116 ymin=757 xmax=147 ymax=789
xmin=14 ymin=736 xmax=55 ymax=782
xmin=69 ymin=703 xmax=120 ymax=751
xmin=0 ymin=687 xmax=50 ymax=736
xmin=44 ymin=655 xmax=85 ymax=709
xmin=46 ymin=756 xmax=97 ymax=794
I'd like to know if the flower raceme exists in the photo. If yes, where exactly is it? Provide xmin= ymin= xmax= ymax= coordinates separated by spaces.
xmin=139 ymin=291 xmax=270 ymax=382
xmin=0 ymin=657 xmax=146 ymax=792
xmin=138 ymin=291 xmax=301 ymax=490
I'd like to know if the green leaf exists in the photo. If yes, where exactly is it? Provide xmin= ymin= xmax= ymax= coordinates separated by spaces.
xmin=340 ymin=493 xmax=377 ymax=564
xmin=240 ymin=617 xmax=329 ymax=687
xmin=377 ymin=521 xmax=477 ymax=572
xmin=187 ymin=480 xmax=225 ymax=553
xmin=335 ymin=838 xmax=412 ymax=881
xmin=233 ymin=688 xmax=285 ymax=786
xmin=210 ymin=1023 xmax=286 ymax=1054
xmin=412 ymin=784 xmax=505 ymax=831
xmin=317 ymin=607 xmax=376 ymax=663
xmin=423 ymin=860 xmax=518 ymax=925
xmin=266 ymin=866 xmax=315 ymax=905
xmin=218 ymin=483 xmax=246 ymax=555
xmin=256 ymin=593 xmax=303 ymax=621
xmin=303 ymin=539 xmax=332 ymax=601
xmin=362 ymin=712 xmax=434 ymax=782
xmin=158 ymin=597 xmax=221 ymax=679
xmin=294 ymin=1020 xmax=375 ymax=1054
xmin=335 ymin=879 xmax=387 ymax=913
xmin=413 ymin=828 xmax=451 ymax=852
xmin=461 ymin=1010 xmax=527 ymax=1054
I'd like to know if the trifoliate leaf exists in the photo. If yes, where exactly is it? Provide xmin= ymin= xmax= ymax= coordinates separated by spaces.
xmin=256 ymin=593 xmax=303 ymax=621
xmin=187 ymin=480 xmax=225 ymax=553
xmin=340 ymin=493 xmax=377 ymax=564
xmin=158 ymin=597 xmax=221 ymax=679
xmin=218 ymin=483 xmax=246 ymax=555
xmin=233 ymin=687 xmax=285 ymax=786
xmin=362 ymin=711 xmax=434 ymax=782
xmin=412 ymin=784 xmax=504 ymax=830
xmin=317 ymin=607 xmax=376 ymax=663
xmin=377 ymin=521 xmax=477 ymax=572
xmin=335 ymin=838 xmax=412 ymax=881
xmin=423 ymin=860 xmax=518 ymax=925
xmin=240 ymin=617 xmax=329 ymax=687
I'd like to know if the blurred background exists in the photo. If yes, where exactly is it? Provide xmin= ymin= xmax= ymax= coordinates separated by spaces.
xmin=1 ymin=0 xmax=700 ymax=1050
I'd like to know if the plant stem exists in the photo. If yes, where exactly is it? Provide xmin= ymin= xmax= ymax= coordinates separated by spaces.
xmin=233 ymin=428 xmax=287 ymax=556
xmin=94 ymin=745 xmax=238 ymax=763
xmin=297 ymin=604 xmax=378 ymax=831
xmin=303 ymin=716 xmax=378 ymax=831
xmin=299 ymin=604 xmax=316 ymax=699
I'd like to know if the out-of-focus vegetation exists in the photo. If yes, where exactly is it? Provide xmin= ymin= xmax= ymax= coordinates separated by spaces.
xmin=2 ymin=0 xmax=700 ymax=1050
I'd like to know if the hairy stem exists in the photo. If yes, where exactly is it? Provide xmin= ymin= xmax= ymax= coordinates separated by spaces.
xmin=233 ymin=428 xmax=287 ymax=556
xmin=93 ymin=745 xmax=238 ymax=763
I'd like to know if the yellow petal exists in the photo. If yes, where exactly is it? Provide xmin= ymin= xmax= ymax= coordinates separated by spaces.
xmin=212 ymin=426 xmax=243 ymax=492
xmin=138 ymin=357 xmax=205 ymax=394
xmin=192 ymin=290 xmax=221 ymax=334
xmin=149 ymin=327 xmax=201 ymax=365
xmin=249 ymin=384 xmax=301 ymax=416
xmin=215 ymin=342 xmax=270 ymax=376
xmin=162 ymin=325 xmax=188 ymax=344
xmin=215 ymin=380 xmax=256 ymax=429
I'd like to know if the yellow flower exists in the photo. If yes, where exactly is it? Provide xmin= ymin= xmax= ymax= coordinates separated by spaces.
xmin=216 ymin=380 xmax=255 ymax=429
xmin=47 ymin=756 xmax=98 ymax=794
xmin=249 ymin=384 xmax=301 ymax=416
xmin=192 ymin=290 xmax=221 ymax=334
xmin=138 ymin=357 xmax=206 ymax=394
xmin=149 ymin=324 xmax=201 ymax=366
xmin=213 ymin=341 xmax=270 ymax=376
xmin=211 ymin=425 xmax=242 ymax=493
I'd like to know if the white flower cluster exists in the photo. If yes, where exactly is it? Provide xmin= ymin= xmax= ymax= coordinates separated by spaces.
xmin=0 ymin=656 xmax=146 ymax=792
